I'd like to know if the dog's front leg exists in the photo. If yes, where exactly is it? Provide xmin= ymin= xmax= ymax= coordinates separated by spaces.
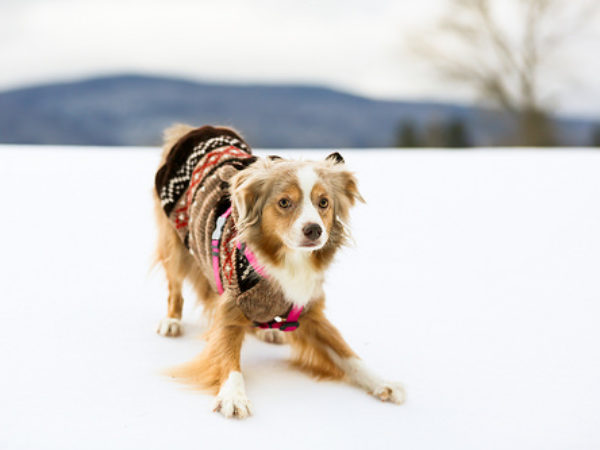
xmin=326 ymin=348 xmax=406 ymax=404
xmin=288 ymin=302 xmax=406 ymax=405
xmin=209 ymin=300 xmax=252 ymax=419
xmin=213 ymin=367 xmax=252 ymax=419
xmin=174 ymin=297 xmax=252 ymax=418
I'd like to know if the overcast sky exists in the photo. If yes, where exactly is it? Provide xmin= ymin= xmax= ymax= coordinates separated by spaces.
xmin=1 ymin=0 xmax=599 ymax=117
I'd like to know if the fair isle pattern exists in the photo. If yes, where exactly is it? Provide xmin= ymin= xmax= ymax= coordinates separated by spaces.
xmin=159 ymin=135 xmax=249 ymax=213
xmin=221 ymin=221 xmax=238 ymax=285
xmin=172 ymin=146 xmax=253 ymax=231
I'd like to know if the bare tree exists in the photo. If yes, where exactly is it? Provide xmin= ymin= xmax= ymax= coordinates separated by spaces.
xmin=414 ymin=0 xmax=598 ymax=146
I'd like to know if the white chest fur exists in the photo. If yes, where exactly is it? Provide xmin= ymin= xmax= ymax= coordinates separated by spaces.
xmin=264 ymin=250 xmax=324 ymax=307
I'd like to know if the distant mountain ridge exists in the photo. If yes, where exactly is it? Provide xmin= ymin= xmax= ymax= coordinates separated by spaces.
xmin=0 ymin=74 xmax=596 ymax=147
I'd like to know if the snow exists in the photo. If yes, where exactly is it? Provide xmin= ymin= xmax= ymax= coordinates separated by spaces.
xmin=1 ymin=145 xmax=599 ymax=449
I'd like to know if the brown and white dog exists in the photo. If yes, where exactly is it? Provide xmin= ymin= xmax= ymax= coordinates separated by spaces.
xmin=154 ymin=124 xmax=405 ymax=418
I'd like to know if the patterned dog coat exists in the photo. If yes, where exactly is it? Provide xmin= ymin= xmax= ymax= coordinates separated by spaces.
xmin=155 ymin=126 xmax=302 ymax=324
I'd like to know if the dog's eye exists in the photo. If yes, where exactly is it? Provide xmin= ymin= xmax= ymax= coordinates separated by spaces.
xmin=278 ymin=198 xmax=291 ymax=209
xmin=318 ymin=198 xmax=329 ymax=209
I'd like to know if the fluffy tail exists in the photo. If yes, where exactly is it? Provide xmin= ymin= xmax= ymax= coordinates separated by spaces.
xmin=163 ymin=123 xmax=194 ymax=148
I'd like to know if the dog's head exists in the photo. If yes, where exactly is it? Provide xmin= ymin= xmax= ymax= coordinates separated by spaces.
xmin=230 ymin=152 xmax=364 ymax=267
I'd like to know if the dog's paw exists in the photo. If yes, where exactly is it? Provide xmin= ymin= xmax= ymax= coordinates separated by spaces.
xmin=212 ymin=371 xmax=253 ymax=419
xmin=212 ymin=391 xmax=253 ymax=419
xmin=156 ymin=317 xmax=182 ymax=337
xmin=255 ymin=329 xmax=286 ymax=345
xmin=373 ymin=382 xmax=406 ymax=405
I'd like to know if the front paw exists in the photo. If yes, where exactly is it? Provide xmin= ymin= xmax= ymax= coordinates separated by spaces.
xmin=156 ymin=317 xmax=182 ymax=337
xmin=212 ymin=392 xmax=253 ymax=419
xmin=373 ymin=382 xmax=406 ymax=405
xmin=212 ymin=371 xmax=253 ymax=419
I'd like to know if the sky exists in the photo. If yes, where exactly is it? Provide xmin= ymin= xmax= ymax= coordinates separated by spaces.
xmin=1 ymin=0 xmax=599 ymax=117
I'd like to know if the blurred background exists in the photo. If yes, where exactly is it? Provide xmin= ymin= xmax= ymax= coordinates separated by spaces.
xmin=0 ymin=0 xmax=599 ymax=148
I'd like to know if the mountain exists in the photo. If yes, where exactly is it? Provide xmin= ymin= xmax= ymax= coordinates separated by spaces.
xmin=0 ymin=74 xmax=597 ymax=147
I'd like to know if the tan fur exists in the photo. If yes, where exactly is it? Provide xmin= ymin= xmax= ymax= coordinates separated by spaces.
xmin=258 ymin=184 xmax=302 ymax=265
xmin=287 ymin=298 xmax=357 ymax=380
xmin=166 ymin=297 xmax=250 ymax=393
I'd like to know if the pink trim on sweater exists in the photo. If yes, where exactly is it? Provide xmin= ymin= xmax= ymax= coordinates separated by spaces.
xmin=236 ymin=241 xmax=268 ymax=278
xmin=212 ymin=239 xmax=224 ymax=295
xmin=286 ymin=305 xmax=304 ymax=322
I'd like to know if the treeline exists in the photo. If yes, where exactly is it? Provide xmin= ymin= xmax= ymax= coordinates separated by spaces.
xmin=594 ymin=125 xmax=600 ymax=147
xmin=396 ymin=119 xmax=472 ymax=148
xmin=396 ymin=119 xmax=600 ymax=148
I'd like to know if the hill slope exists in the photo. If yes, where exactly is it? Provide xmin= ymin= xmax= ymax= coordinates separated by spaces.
xmin=0 ymin=74 xmax=596 ymax=147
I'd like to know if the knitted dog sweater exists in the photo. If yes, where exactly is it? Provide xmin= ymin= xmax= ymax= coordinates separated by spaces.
xmin=155 ymin=126 xmax=298 ymax=323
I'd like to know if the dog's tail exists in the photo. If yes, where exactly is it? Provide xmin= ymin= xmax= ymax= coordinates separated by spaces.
xmin=162 ymin=123 xmax=195 ymax=154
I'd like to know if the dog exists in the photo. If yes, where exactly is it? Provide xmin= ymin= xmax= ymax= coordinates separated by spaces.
xmin=153 ymin=124 xmax=405 ymax=418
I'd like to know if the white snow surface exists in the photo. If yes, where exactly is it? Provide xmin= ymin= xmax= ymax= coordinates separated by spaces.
xmin=1 ymin=146 xmax=599 ymax=449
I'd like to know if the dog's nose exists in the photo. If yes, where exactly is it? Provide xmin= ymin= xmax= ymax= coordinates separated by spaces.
xmin=302 ymin=223 xmax=322 ymax=241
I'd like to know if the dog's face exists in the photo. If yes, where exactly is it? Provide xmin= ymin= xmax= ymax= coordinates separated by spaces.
xmin=231 ymin=152 xmax=363 ymax=265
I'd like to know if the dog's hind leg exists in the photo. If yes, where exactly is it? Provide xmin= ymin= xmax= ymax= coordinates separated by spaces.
xmin=155 ymin=195 xmax=194 ymax=337
xmin=156 ymin=256 xmax=187 ymax=337
xmin=156 ymin=274 xmax=185 ymax=337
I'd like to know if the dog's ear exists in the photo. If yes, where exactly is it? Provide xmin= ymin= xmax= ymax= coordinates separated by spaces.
xmin=230 ymin=159 xmax=270 ymax=230
xmin=325 ymin=152 xmax=345 ymax=165
xmin=338 ymin=170 xmax=365 ymax=207
xmin=323 ymin=166 xmax=365 ymax=222
xmin=322 ymin=153 xmax=364 ymax=209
